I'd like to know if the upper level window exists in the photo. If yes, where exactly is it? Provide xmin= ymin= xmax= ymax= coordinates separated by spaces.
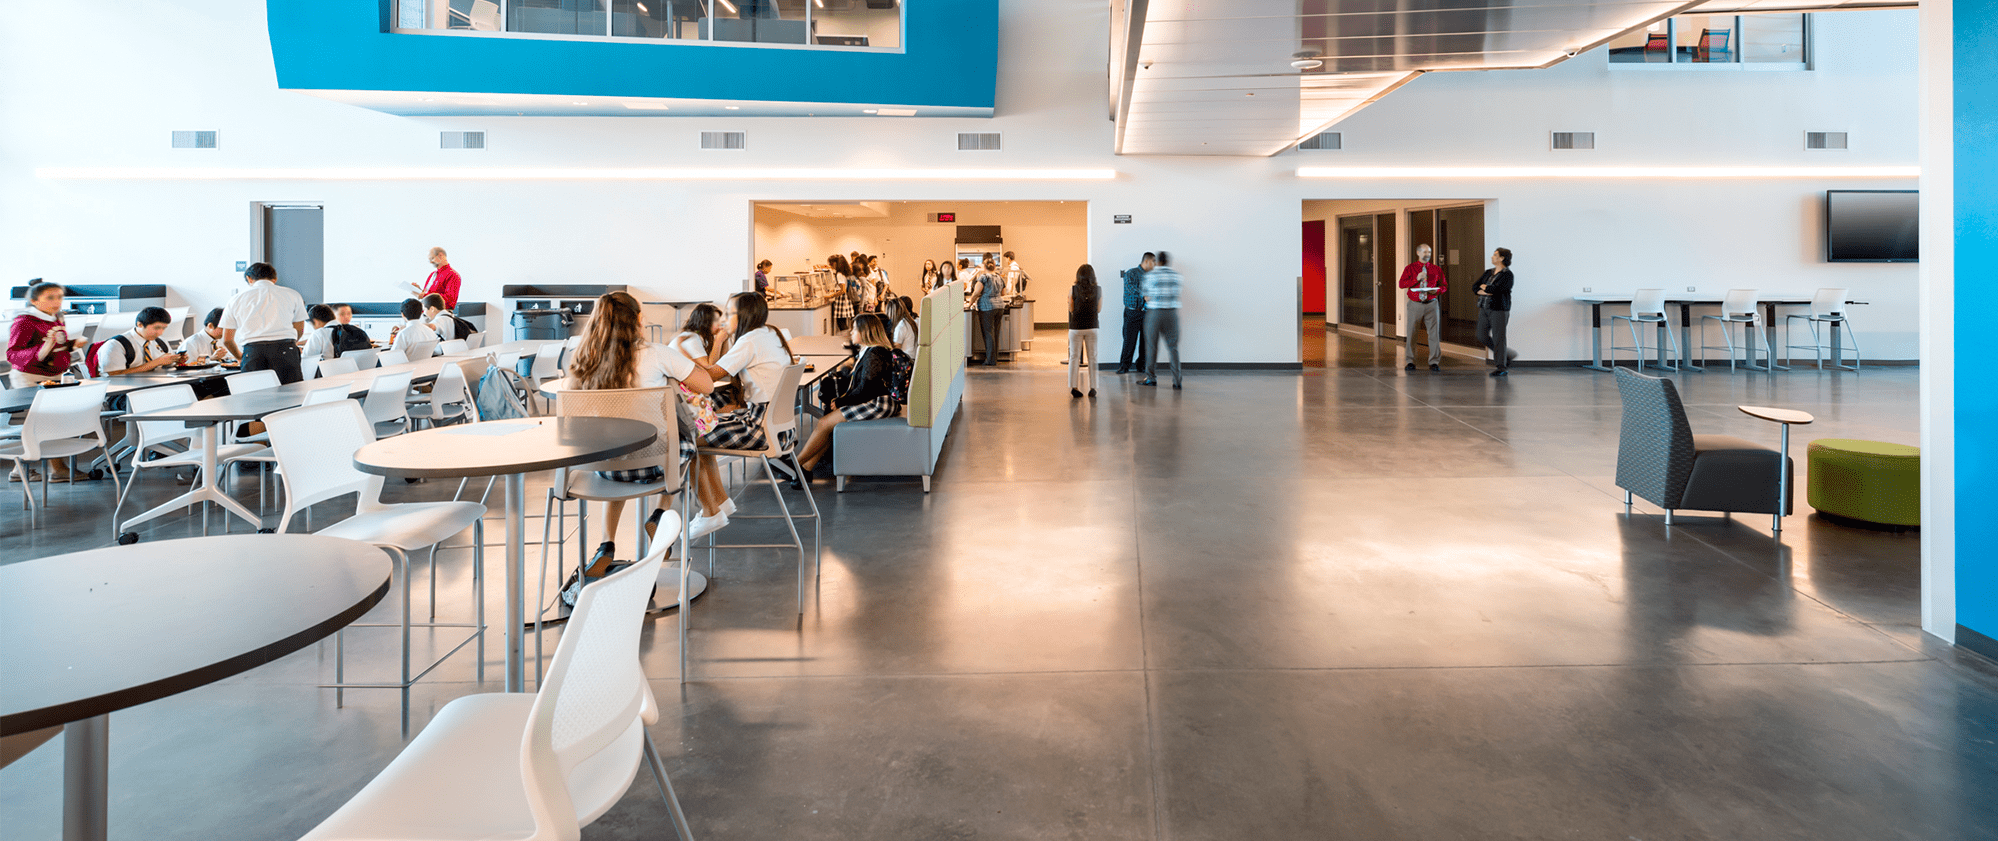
xmin=398 ymin=0 xmax=903 ymax=50
xmin=1605 ymin=13 xmax=1806 ymax=67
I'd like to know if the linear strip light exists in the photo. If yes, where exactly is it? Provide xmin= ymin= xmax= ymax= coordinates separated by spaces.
xmin=1296 ymin=166 xmax=1918 ymax=178
xmin=36 ymin=167 xmax=1119 ymax=181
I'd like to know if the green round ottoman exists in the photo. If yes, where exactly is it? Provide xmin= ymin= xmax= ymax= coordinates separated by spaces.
xmin=1807 ymin=439 xmax=1920 ymax=527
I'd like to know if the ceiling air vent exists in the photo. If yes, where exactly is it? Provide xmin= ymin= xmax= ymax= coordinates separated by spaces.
xmin=701 ymin=131 xmax=746 ymax=150
xmin=171 ymin=131 xmax=218 ymax=149
xmin=1298 ymin=132 xmax=1341 ymax=151
xmin=957 ymin=132 xmax=1002 ymax=151
xmin=440 ymin=131 xmax=485 ymax=149
xmin=1551 ymin=132 xmax=1595 ymax=150
xmin=1806 ymin=131 xmax=1849 ymax=150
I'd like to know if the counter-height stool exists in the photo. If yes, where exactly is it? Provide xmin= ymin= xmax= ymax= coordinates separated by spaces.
xmin=1699 ymin=288 xmax=1771 ymax=371
xmin=1785 ymin=287 xmax=1860 ymax=370
xmin=699 ymin=363 xmax=820 ymax=615
xmin=1 ymin=382 xmax=118 ymax=525
xmin=265 ymin=400 xmax=487 ymax=732
xmin=1610 ymin=289 xmax=1683 ymax=372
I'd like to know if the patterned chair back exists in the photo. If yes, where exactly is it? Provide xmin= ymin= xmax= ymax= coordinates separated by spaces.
xmin=1614 ymin=368 xmax=1696 ymax=508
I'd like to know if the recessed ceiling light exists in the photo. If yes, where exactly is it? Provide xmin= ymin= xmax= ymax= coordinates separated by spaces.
xmin=573 ymin=101 xmax=588 ymax=105
xmin=623 ymin=103 xmax=671 ymax=111
xmin=725 ymin=106 xmax=740 ymax=110
xmin=863 ymin=109 xmax=878 ymax=114
xmin=418 ymin=98 xmax=436 ymax=102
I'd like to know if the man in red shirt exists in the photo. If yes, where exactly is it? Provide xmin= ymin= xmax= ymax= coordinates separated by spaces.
xmin=1397 ymin=243 xmax=1447 ymax=372
xmin=409 ymin=247 xmax=462 ymax=310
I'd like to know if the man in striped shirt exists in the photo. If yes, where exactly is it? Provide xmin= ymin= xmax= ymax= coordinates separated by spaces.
xmin=1140 ymin=250 xmax=1184 ymax=389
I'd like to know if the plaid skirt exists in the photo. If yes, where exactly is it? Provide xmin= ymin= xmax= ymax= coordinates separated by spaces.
xmin=830 ymin=297 xmax=854 ymax=321
xmin=595 ymin=439 xmax=698 ymax=483
xmin=701 ymin=401 xmax=771 ymax=452
xmin=839 ymin=395 xmax=901 ymax=422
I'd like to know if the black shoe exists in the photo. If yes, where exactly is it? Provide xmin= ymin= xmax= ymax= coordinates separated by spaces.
xmin=1071 ymin=388 xmax=1083 ymax=398
xmin=1139 ymin=378 xmax=1157 ymax=386
xmin=1430 ymin=364 xmax=1441 ymax=372
xmin=1405 ymin=362 xmax=1416 ymax=371
xmin=1115 ymin=367 xmax=1129 ymax=375
xmin=1172 ymin=382 xmax=1183 ymax=390
xmin=1490 ymin=368 xmax=1508 ymax=377
xmin=1087 ymin=389 xmax=1096 ymax=398
xmin=643 ymin=509 xmax=667 ymax=542
xmin=588 ymin=541 xmax=615 ymax=572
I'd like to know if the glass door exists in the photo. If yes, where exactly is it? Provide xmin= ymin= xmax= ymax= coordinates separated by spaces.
xmin=1338 ymin=216 xmax=1375 ymax=329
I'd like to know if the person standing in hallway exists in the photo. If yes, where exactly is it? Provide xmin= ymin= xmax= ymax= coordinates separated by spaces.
xmin=1475 ymin=247 xmax=1517 ymax=377
xmin=221 ymin=262 xmax=308 ymax=384
xmin=828 ymin=254 xmax=855 ymax=331
xmin=973 ymin=255 xmax=1005 ymax=366
xmin=1116 ymin=252 xmax=1153 ymax=374
xmin=921 ymin=259 xmax=940 ymax=290
xmin=409 ymin=247 xmax=461 ymax=310
xmin=1068 ymin=264 xmax=1102 ymax=398
xmin=1141 ymin=251 xmax=1184 ymax=389
xmin=1399 ymin=244 xmax=1448 ymax=372
xmin=934 ymin=259 xmax=957 ymax=292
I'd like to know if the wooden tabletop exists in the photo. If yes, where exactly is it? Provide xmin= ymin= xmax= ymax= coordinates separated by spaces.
xmin=1738 ymin=405 xmax=1816 ymax=425
xmin=0 ymin=534 xmax=390 ymax=734
xmin=352 ymin=415 xmax=656 ymax=479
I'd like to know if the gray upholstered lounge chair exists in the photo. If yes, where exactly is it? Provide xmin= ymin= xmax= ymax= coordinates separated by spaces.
xmin=1613 ymin=368 xmax=1791 ymax=525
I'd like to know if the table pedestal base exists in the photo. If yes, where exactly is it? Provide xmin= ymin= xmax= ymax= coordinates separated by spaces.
xmin=119 ymin=426 xmax=260 ymax=537
xmin=63 ymin=716 xmax=107 ymax=841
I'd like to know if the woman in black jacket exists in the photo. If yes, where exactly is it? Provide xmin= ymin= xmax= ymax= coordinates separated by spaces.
xmin=1474 ymin=247 xmax=1518 ymax=377
xmin=797 ymin=313 xmax=905 ymax=473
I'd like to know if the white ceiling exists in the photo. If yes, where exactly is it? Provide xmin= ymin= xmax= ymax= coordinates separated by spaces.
xmin=1114 ymin=0 xmax=1914 ymax=156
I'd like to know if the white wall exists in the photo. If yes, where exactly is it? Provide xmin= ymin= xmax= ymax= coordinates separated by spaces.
xmin=0 ymin=1 xmax=1920 ymax=363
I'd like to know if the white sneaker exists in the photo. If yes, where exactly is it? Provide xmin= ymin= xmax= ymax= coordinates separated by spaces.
xmin=689 ymin=511 xmax=730 ymax=540
xmin=719 ymin=498 xmax=737 ymax=517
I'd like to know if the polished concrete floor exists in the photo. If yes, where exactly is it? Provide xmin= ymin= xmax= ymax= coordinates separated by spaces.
xmin=4 ymin=329 xmax=1996 ymax=840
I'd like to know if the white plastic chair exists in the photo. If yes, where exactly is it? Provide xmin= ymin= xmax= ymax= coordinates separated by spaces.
xmin=407 ymin=360 xmax=478 ymax=430
xmin=304 ymin=383 xmax=354 ymax=406
xmin=226 ymin=369 xmax=281 ymax=394
xmin=347 ymin=348 xmax=381 ymax=370
xmin=526 ymin=344 xmax=567 ymax=414
xmin=1609 ymin=289 xmax=1683 ymax=372
xmin=699 ymin=363 xmax=819 ymax=615
xmin=1785 ymin=287 xmax=1860 ymax=370
xmin=378 ymin=350 xmax=410 ymax=368
xmin=299 ymin=356 xmax=320 ymax=380
xmin=264 ymin=400 xmax=487 ymax=731
xmin=464 ymin=331 xmax=488 ymax=350
xmin=111 ymin=384 xmax=265 ymax=531
xmin=297 ymin=537 xmax=693 ymax=841
xmin=407 ymin=340 xmax=440 ymax=361
xmin=0 ymin=382 xmax=119 ymax=524
xmin=437 ymin=339 xmax=470 ymax=356
xmin=1698 ymin=288 xmax=1770 ymax=371
xmin=319 ymin=357 xmax=361 ymax=378
xmin=361 ymin=370 xmax=416 ymax=437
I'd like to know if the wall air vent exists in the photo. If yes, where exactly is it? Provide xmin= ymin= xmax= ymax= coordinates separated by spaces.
xmin=1298 ymin=132 xmax=1341 ymax=151
xmin=1551 ymin=132 xmax=1595 ymax=150
xmin=440 ymin=131 xmax=485 ymax=149
xmin=701 ymin=131 xmax=746 ymax=150
xmin=1806 ymin=131 xmax=1849 ymax=150
xmin=171 ymin=131 xmax=218 ymax=149
xmin=957 ymin=132 xmax=1002 ymax=151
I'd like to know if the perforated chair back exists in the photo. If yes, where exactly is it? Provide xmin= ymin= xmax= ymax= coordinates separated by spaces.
xmin=1811 ymin=288 xmax=1848 ymax=319
xmin=348 ymin=349 xmax=381 ymax=370
xmin=464 ymin=331 xmax=488 ymax=350
xmin=763 ymin=363 xmax=808 ymax=442
xmin=303 ymin=383 xmax=353 ymax=406
xmin=361 ymin=370 xmax=416 ymax=428
xmin=227 ymin=369 xmax=281 ymax=394
xmin=529 ymin=344 xmax=565 ymax=381
xmin=300 ymin=357 xmax=321 ymax=380
xmin=265 ymin=400 xmax=385 ymax=532
xmin=437 ymin=340 xmax=470 ymax=356
xmin=19 ymin=382 xmax=110 ymax=460
xmin=379 ymin=350 xmax=410 ymax=368
xmin=406 ymin=340 xmax=439 ymax=361
xmin=414 ymin=362 xmax=475 ymax=421
xmin=319 ymin=357 xmax=360 ymax=377
xmin=124 ymin=384 xmax=198 ymax=453
xmin=491 ymin=350 xmax=524 ymax=373
xmin=1630 ymin=289 xmax=1669 ymax=320
xmin=521 ymin=542 xmax=667 ymax=829
xmin=554 ymin=385 xmax=676 ymax=473
xmin=1721 ymin=289 xmax=1759 ymax=320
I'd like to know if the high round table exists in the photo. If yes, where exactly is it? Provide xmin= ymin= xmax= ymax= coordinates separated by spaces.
xmin=0 ymin=534 xmax=391 ymax=841
xmin=352 ymin=416 xmax=656 ymax=693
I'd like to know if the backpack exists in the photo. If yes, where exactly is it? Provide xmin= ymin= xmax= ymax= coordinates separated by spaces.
xmin=886 ymin=348 xmax=915 ymax=405
xmin=441 ymin=312 xmax=478 ymax=338
xmin=329 ymin=324 xmax=373 ymax=358
xmin=84 ymin=335 xmax=136 ymax=378
xmin=474 ymin=363 xmax=531 ymax=421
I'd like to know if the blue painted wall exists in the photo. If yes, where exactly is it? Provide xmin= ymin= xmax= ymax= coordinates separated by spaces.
xmin=266 ymin=1 xmax=996 ymax=109
xmin=1957 ymin=0 xmax=1998 ymax=652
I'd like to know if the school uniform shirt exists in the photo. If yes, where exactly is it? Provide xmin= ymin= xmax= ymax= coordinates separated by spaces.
xmin=219 ymin=280 xmax=308 ymax=345
xmin=714 ymin=326 xmax=790 ymax=406
xmin=299 ymin=324 xmax=337 ymax=361
xmin=893 ymin=319 xmax=919 ymax=358
xmin=672 ymin=331 xmax=712 ymax=364
xmin=426 ymin=313 xmax=462 ymax=342
xmin=636 ymin=342 xmax=698 ymax=389
xmin=96 ymin=329 xmax=170 ymax=374
xmin=179 ymin=330 xmax=236 ymax=363
xmin=389 ymin=319 xmax=439 ymax=356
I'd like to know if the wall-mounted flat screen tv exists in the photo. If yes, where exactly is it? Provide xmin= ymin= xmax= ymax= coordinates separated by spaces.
xmin=1826 ymin=190 xmax=1918 ymax=263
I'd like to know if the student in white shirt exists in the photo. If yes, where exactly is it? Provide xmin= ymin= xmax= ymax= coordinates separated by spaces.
xmin=96 ymin=306 xmax=181 ymax=375
xmin=691 ymin=293 xmax=797 ymax=537
xmin=886 ymin=296 xmax=919 ymax=358
xmin=298 ymin=304 xmax=338 ymax=361
xmin=180 ymin=308 xmax=237 ymax=366
xmin=386 ymin=298 xmax=439 ymax=359
xmin=560 ymin=291 xmax=715 ymax=584
xmin=672 ymin=302 xmax=724 ymax=366
xmin=220 ymin=263 xmax=308 ymax=383
xmin=423 ymin=294 xmax=472 ymax=343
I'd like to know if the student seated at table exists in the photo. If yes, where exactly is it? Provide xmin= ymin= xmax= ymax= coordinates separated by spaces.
xmin=179 ymin=308 xmax=237 ymax=366
xmin=795 ymin=313 xmax=905 ymax=475
xmin=298 ymin=304 xmax=339 ymax=361
xmin=424 ymin=294 xmax=475 ymax=343
xmin=691 ymin=292 xmax=796 ymax=539
xmin=672 ymin=303 xmax=724 ymax=366
xmin=560 ymin=291 xmax=715 ymax=592
xmin=385 ymin=298 xmax=438 ymax=359
xmin=95 ymin=306 xmax=182 ymax=376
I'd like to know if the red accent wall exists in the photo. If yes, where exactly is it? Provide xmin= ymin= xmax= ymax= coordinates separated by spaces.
xmin=1301 ymin=220 xmax=1326 ymax=314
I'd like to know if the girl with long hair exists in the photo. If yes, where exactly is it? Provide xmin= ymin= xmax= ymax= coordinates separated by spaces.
xmin=935 ymin=259 xmax=958 ymax=291
xmin=828 ymin=253 xmax=855 ymax=331
xmin=797 ymin=313 xmax=903 ymax=473
xmin=920 ymin=259 xmax=939 ymax=289
xmin=1068 ymin=264 xmax=1102 ymax=398
xmin=564 ymin=291 xmax=715 ymax=573
xmin=972 ymin=253 xmax=1005 ymax=366
xmin=885 ymin=295 xmax=919 ymax=358
xmin=689 ymin=292 xmax=797 ymax=537
xmin=673 ymin=302 xmax=724 ymax=365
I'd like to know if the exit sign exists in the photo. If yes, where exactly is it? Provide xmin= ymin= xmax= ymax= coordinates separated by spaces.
xmin=930 ymin=212 xmax=956 ymax=223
